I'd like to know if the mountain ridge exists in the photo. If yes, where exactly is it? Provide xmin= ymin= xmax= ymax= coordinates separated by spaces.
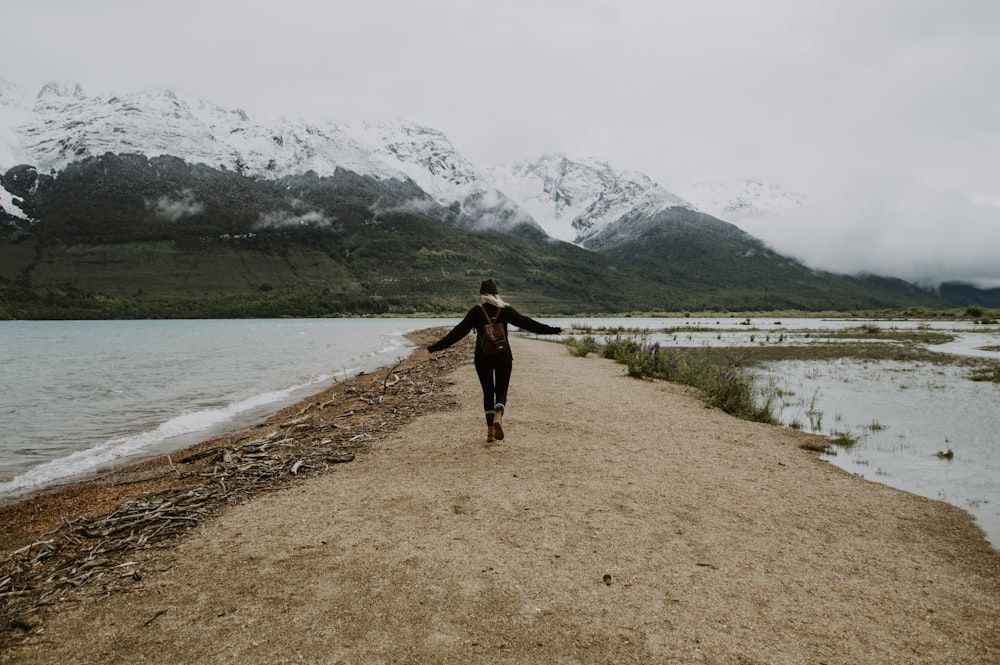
xmin=0 ymin=80 xmax=971 ymax=317
xmin=0 ymin=81 xmax=707 ymax=244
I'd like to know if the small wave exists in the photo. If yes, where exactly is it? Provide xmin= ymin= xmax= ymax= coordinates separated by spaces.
xmin=0 ymin=321 xmax=426 ymax=501
xmin=0 ymin=374 xmax=335 ymax=499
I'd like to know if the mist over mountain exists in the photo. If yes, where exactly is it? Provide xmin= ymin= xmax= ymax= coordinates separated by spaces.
xmin=679 ymin=179 xmax=810 ymax=222
xmin=0 ymin=81 xmax=971 ymax=318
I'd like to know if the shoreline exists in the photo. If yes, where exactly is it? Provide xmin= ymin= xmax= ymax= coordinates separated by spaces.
xmin=0 ymin=327 xmax=466 ymax=638
xmin=0 ymin=328 xmax=460 ymax=555
xmin=2 ymin=331 xmax=999 ymax=662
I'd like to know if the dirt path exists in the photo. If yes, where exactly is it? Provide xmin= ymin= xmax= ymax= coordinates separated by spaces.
xmin=3 ymin=336 xmax=998 ymax=664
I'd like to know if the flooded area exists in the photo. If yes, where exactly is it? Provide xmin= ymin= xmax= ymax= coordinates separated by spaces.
xmin=547 ymin=316 xmax=1000 ymax=547
xmin=757 ymin=359 xmax=1000 ymax=547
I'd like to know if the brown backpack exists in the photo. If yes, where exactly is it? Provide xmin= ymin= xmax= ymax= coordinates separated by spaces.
xmin=478 ymin=305 xmax=508 ymax=354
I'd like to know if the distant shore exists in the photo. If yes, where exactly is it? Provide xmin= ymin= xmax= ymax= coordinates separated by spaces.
xmin=2 ymin=332 xmax=999 ymax=663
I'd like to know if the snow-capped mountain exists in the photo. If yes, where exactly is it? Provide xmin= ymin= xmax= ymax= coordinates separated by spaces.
xmin=2 ymin=81 xmax=965 ymax=314
xmin=0 ymin=81 xmax=544 ymax=233
xmin=4 ymin=82 xmax=405 ymax=182
xmin=0 ymin=80 xmax=32 ymax=179
xmin=680 ymin=179 xmax=808 ymax=222
xmin=1 ymin=80 xmax=738 ymax=246
xmin=0 ymin=182 xmax=27 ymax=221
xmin=343 ymin=120 xmax=485 ymax=202
xmin=486 ymin=155 xmax=694 ymax=245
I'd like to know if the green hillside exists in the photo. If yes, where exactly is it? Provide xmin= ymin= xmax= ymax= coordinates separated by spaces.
xmin=0 ymin=154 xmax=948 ymax=319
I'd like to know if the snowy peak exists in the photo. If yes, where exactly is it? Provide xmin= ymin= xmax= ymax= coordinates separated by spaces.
xmin=486 ymin=154 xmax=693 ymax=244
xmin=343 ymin=120 xmax=485 ymax=201
xmin=0 ymin=82 xmax=33 ymax=212
xmin=33 ymin=82 xmax=87 ymax=111
xmin=2 ymin=83 xmax=409 ymax=183
xmin=1 ymin=82 xmax=549 ymax=235
xmin=2 ymin=83 xmax=504 ymax=201
xmin=3 ymin=81 xmax=743 ymax=248
xmin=681 ymin=179 xmax=808 ymax=222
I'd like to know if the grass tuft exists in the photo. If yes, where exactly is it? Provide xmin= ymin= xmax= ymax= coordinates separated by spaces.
xmin=830 ymin=430 xmax=859 ymax=448
xmin=565 ymin=335 xmax=601 ymax=358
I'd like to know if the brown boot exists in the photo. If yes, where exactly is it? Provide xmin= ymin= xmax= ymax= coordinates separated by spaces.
xmin=486 ymin=424 xmax=495 ymax=442
xmin=493 ymin=410 xmax=504 ymax=440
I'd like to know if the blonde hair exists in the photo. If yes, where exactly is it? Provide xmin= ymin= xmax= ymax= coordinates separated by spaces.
xmin=481 ymin=293 xmax=509 ymax=308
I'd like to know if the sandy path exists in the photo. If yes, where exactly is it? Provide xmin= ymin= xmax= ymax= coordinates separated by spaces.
xmin=3 ymin=337 xmax=998 ymax=664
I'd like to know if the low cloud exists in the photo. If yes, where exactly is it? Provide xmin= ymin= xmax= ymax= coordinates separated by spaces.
xmin=372 ymin=196 xmax=440 ymax=218
xmin=256 ymin=209 xmax=332 ymax=229
xmin=740 ymin=180 xmax=1000 ymax=288
xmin=146 ymin=189 xmax=204 ymax=221
xmin=370 ymin=189 xmax=540 ymax=235
xmin=458 ymin=189 xmax=539 ymax=233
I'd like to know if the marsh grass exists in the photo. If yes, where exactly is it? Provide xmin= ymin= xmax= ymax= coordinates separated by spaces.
xmin=806 ymin=389 xmax=824 ymax=431
xmin=969 ymin=362 xmax=1000 ymax=383
xmin=587 ymin=337 xmax=778 ymax=424
xmin=830 ymin=430 xmax=860 ymax=448
xmin=660 ymin=338 xmax=999 ymax=385
xmin=864 ymin=419 xmax=887 ymax=432
xmin=799 ymin=441 xmax=834 ymax=454
xmin=640 ymin=340 xmax=950 ymax=364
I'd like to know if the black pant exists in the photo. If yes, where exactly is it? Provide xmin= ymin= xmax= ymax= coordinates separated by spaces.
xmin=475 ymin=359 xmax=512 ymax=424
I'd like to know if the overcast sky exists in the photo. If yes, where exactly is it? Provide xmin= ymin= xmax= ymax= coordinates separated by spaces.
xmin=4 ymin=0 xmax=999 ymax=286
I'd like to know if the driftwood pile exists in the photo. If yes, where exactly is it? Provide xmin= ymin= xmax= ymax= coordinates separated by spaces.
xmin=0 ymin=334 xmax=470 ymax=647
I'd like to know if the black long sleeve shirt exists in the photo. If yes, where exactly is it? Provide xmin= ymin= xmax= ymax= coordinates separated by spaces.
xmin=427 ymin=304 xmax=561 ymax=364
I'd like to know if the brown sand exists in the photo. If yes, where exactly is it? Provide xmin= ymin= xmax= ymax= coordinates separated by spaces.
xmin=1 ymin=332 xmax=998 ymax=664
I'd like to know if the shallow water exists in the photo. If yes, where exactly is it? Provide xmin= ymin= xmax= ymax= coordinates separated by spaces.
xmin=551 ymin=316 xmax=1000 ymax=353
xmin=756 ymin=360 xmax=1000 ymax=546
xmin=545 ymin=317 xmax=1000 ymax=547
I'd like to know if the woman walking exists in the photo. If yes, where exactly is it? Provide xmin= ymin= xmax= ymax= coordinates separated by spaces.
xmin=427 ymin=279 xmax=563 ymax=442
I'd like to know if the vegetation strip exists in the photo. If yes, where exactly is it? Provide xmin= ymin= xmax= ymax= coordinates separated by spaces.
xmin=564 ymin=336 xmax=778 ymax=424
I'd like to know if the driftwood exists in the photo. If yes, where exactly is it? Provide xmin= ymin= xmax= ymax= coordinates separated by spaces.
xmin=0 ymin=333 xmax=471 ymax=646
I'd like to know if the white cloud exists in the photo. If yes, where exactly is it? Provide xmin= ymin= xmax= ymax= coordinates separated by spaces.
xmin=256 ymin=209 xmax=332 ymax=229
xmin=742 ymin=179 xmax=1000 ymax=288
xmin=146 ymin=189 xmax=203 ymax=221
xmin=459 ymin=189 xmax=538 ymax=233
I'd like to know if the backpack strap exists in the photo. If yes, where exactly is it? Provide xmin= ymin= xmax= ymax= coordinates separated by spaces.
xmin=479 ymin=304 xmax=498 ymax=323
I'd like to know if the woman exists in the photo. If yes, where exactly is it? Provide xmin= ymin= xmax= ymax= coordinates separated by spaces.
xmin=427 ymin=279 xmax=563 ymax=442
